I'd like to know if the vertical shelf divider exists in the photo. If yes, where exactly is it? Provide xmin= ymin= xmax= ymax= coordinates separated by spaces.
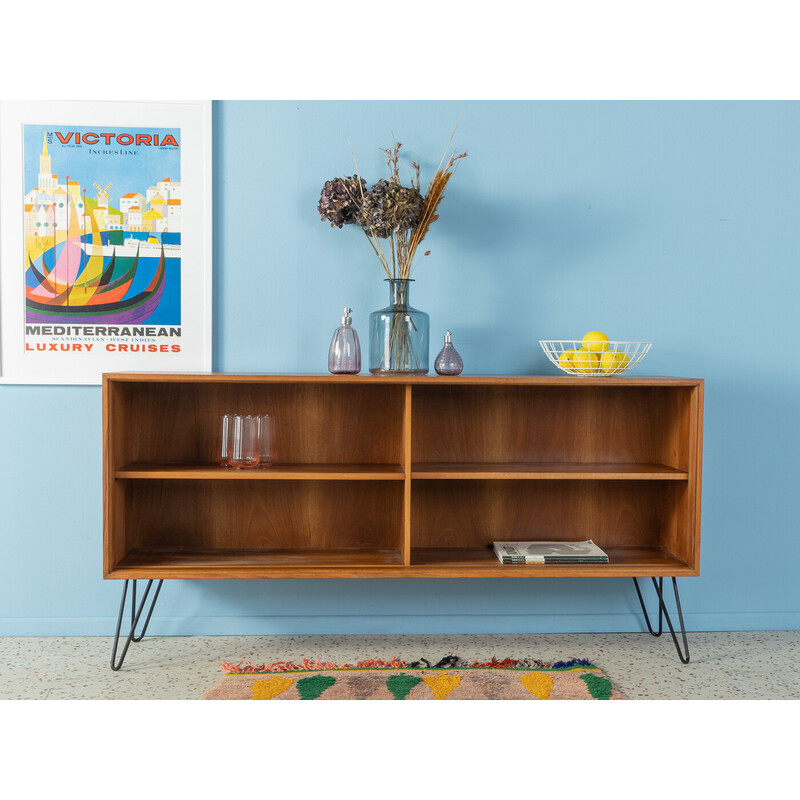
xmin=402 ymin=384 xmax=413 ymax=566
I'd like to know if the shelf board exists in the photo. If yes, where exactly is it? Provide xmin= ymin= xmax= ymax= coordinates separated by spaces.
xmin=409 ymin=546 xmax=696 ymax=577
xmin=411 ymin=462 xmax=689 ymax=480
xmin=117 ymin=462 xmax=688 ymax=481
xmin=111 ymin=547 xmax=405 ymax=578
xmin=107 ymin=545 xmax=695 ymax=579
xmin=116 ymin=463 xmax=406 ymax=480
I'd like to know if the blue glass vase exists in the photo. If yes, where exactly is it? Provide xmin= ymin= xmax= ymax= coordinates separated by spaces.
xmin=368 ymin=279 xmax=429 ymax=375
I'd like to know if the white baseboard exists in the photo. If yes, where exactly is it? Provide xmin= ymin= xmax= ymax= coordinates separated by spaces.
xmin=2 ymin=611 xmax=799 ymax=636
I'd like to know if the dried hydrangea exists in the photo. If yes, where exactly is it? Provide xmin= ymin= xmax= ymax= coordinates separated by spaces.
xmin=317 ymin=175 xmax=367 ymax=228
xmin=317 ymin=129 xmax=465 ymax=279
xmin=359 ymin=179 xmax=425 ymax=238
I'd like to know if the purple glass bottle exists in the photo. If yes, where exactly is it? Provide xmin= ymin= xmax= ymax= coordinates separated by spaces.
xmin=434 ymin=330 xmax=463 ymax=375
xmin=328 ymin=307 xmax=362 ymax=374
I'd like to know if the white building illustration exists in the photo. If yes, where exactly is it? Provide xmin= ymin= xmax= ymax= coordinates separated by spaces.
xmin=24 ymin=136 xmax=182 ymax=244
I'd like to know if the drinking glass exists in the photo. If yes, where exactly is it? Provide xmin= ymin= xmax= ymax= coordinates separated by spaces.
xmin=256 ymin=414 xmax=274 ymax=467
xmin=228 ymin=414 xmax=260 ymax=469
xmin=216 ymin=413 xmax=235 ymax=467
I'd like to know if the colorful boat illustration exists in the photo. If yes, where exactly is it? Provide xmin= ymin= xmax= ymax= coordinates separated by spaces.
xmin=25 ymin=236 xmax=166 ymax=324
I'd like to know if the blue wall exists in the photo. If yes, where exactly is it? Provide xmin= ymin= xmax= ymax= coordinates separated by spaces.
xmin=2 ymin=100 xmax=799 ymax=635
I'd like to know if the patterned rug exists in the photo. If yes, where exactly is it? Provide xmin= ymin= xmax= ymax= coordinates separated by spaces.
xmin=201 ymin=655 xmax=627 ymax=700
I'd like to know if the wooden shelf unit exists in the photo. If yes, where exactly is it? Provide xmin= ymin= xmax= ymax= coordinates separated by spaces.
xmin=103 ymin=374 xmax=703 ymax=580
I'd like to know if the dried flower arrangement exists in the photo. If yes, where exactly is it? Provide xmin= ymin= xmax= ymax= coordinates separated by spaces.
xmin=318 ymin=126 xmax=467 ymax=279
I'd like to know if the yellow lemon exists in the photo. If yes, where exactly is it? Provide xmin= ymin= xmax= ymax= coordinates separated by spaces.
xmin=600 ymin=350 xmax=630 ymax=373
xmin=558 ymin=350 xmax=578 ymax=373
xmin=582 ymin=331 xmax=610 ymax=352
xmin=572 ymin=350 xmax=599 ymax=373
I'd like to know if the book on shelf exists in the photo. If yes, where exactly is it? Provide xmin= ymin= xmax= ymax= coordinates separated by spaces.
xmin=493 ymin=540 xmax=609 ymax=564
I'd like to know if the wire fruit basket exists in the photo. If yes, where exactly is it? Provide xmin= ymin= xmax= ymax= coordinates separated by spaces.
xmin=539 ymin=340 xmax=652 ymax=376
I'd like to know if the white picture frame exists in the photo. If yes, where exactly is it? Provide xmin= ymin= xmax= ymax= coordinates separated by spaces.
xmin=0 ymin=100 xmax=212 ymax=384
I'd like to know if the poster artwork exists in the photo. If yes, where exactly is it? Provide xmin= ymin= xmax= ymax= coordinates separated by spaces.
xmin=23 ymin=125 xmax=183 ymax=356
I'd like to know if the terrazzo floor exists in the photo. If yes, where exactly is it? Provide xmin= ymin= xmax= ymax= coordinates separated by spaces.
xmin=1 ymin=630 xmax=799 ymax=699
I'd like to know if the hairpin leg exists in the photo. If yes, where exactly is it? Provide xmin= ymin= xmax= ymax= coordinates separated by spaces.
xmin=633 ymin=576 xmax=690 ymax=664
xmin=110 ymin=579 xmax=164 ymax=671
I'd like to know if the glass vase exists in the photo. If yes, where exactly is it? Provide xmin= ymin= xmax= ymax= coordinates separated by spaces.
xmin=369 ymin=279 xmax=429 ymax=375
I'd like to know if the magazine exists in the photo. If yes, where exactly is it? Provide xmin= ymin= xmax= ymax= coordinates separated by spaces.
xmin=493 ymin=540 xmax=609 ymax=564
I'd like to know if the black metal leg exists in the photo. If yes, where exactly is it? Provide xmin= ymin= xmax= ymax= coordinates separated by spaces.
xmin=110 ymin=579 xmax=164 ymax=671
xmin=633 ymin=576 xmax=690 ymax=664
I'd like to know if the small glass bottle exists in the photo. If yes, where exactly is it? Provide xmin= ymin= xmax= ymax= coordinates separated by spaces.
xmin=328 ymin=307 xmax=361 ymax=374
xmin=434 ymin=330 xmax=463 ymax=375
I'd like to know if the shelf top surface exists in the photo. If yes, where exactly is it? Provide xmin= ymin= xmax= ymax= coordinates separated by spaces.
xmin=103 ymin=372 xmax=703 ymax=387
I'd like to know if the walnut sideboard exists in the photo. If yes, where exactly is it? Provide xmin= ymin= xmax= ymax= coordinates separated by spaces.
xmin=103 ymin=373 xmax=703 ymax=667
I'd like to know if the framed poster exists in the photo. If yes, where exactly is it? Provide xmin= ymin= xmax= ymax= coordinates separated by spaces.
xmin=0 ymin=100 xmax=212 ymax=384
